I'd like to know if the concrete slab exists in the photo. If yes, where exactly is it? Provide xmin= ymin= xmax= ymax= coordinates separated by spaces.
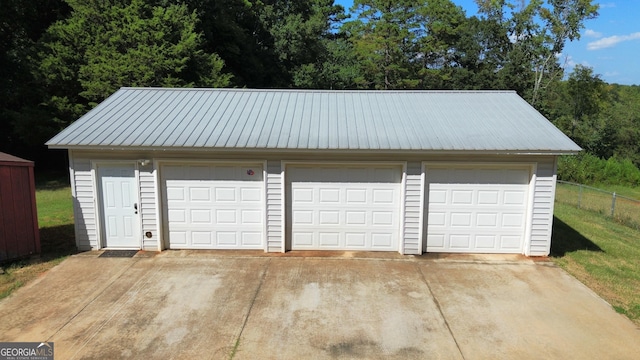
xmin=0 ymin=256 xmax=271 ymax=359
xmin=235 ymin=258 xmax=461 ymax=359
xmin=419 ymin=260 xmax=640 ymax=359
xmin=1 ymin=253 xmax=639 ymax=359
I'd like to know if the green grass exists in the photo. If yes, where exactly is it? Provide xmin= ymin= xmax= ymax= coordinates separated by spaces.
xmin=0 ymin=181 xmax=75 ymax=300
xmin=555 ymin=183 xmax=640 ymax=230
xmin=551 ymin=202 xmax=640 ymax=325
xmin=592 ymin=183 xmax=640 ymax=199
xmin=36 ymin=187 xmax=74 ymax=228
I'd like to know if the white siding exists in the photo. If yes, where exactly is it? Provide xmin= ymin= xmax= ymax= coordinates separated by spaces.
xmin=71 ymin=156 xmax=98 ymax=250
xmin=139 ymin=166 xmax=158 ymax=250
xmin=529 ymin=157 xmax=557 ymax=256
xmin=403 ymin=162 xmax=423 ymax=254
xmin=266 ymin=161 xmax=283 ymax=252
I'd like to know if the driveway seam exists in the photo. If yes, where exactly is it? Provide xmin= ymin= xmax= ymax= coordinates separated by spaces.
xmin=45 ymin=258 xmax=142 ymax=343
xmin=67 ymin=260 xmax=167 ymax=360
xmin=229 ymin=258 xmax=271 ymax=360
xmin=415 ymin=262 xmax=466 ymax=360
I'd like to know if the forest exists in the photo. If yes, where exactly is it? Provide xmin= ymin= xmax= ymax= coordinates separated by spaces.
xmin=1 ymin=0 xmax=639 ymax=182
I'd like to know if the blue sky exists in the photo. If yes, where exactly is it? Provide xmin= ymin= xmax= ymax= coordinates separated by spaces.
xmin=334 ymin=1 xmax=639 ymax=85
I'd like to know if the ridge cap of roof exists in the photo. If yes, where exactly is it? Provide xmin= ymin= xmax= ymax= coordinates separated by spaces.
xmin=118 ymin=87 xmax=517 ymax=94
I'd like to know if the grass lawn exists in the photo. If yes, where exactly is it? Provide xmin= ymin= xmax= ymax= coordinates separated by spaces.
xmin=556 ymin=182 xmax=640 ymax=230
xmin=551 ymin=202 xmax=640 ymax=325
xmin=0 ymin=183 xmax=76 ymax=300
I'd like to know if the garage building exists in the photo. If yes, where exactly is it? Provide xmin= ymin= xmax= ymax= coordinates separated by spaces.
xmin=46 ymin=88 xmax=580 ymax=256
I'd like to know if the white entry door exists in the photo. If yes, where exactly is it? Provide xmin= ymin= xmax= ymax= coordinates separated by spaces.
xmin=97 ymin=163 xmax=140 ymax=249
xmin=287 ymin=165 xmax=402 ymax=251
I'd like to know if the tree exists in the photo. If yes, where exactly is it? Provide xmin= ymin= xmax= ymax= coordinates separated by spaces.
xmin=0 ymin=0 xmax=70 ymax=153
xmin=474 ymin=0 xmax=598 ymax=104
xmin=184 ymin=0 xmax=344 ymax=88
xmin=414 ymin=0 xmax=469 ymax=89
xmin=344 ymin=0 xmax=423 ymax=89
xmin=37 ymin=0 xmax=230 ymax=132
xmin=566 ymin=65 xmax=605 ymax=137
xmin=292 ymin=36 xmax=363 ymax=89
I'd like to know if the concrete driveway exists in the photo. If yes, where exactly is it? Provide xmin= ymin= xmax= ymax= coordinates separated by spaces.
xmin=1 ymin=251 xmax=639 ymax=359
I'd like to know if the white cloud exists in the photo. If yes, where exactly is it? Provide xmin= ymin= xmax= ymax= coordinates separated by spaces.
xmin=587 ymin=32 xmax=640 ymax=50
xmin=584 ymin=29 xmax=602 ymax=38
xmin=599 ymin=2 xmax=616 ymax=9
xmin=604 ymin=71 xmax=619 ymax=77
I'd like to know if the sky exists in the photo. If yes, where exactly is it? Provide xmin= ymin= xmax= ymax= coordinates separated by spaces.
xmin=334 ymin=1 xmax=640 ymax=85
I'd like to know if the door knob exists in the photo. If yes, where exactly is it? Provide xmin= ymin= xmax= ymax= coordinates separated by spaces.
xmin=134 ymin=203 xmax=138 ymax=214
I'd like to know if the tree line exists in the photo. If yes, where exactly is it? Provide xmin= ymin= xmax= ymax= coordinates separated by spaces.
xmin=1 ymin=0 xmax=638 ymax=175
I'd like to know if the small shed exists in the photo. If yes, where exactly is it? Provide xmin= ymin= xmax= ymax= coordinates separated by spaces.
xmin=47 ymin=88 xmax=581 ymax=256
xmin=0 ymin=152 xmax=40 ymax=262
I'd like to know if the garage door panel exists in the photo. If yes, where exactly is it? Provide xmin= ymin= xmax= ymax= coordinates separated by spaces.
xmin=450 ymin=235 xmax=471 ymax=249
xmin=450 ymin=212 xmax=472 ymax=227
xmin=346 ymin=233 xmax=365 ymax=246
xmin=477 ymin=213 xmax=498 ymax=227
xmin=319 ymin=188 xmax=340 ymax=203
xmin=192 ymin=232 xmax=212 ymax=245
xmin=452 ymin=190 xmax=473 ymax=204
xmin=169 ymin=232 xmax=187 ymax=246
xmin=162 ymin=164 xmax=264 ymax=249
xmin=504 ymin=191 xmax=526 ymax=205
xmin=501 ymin=236 xmax=522 ymax=249
xmin=346 ymin=189 xmax=366 ymax=203
xmin=345 ymin=211 xmax=366 ymax=225
xmin=242 ymin=232 xmax=262 ymax=246
xmin=373 ymin=189 xmax=395 ymax=204
xmin=475 ymin=235 xmax=497 ymax=249
xmin=289 ymin=166 xmax=401 ymax=251
xmin=426 ymin=166 xmax=530 ymax=253
xmin=168 ymin=209 xmax=186 ymax=223
xmin=319 ymin=211 xmax=340 ymax=225
xmin=319 ymin=232 xmax=340 ymax=246
xmin=478 ymin=191 xmax=499 ymax=204
xmin=166 ymin=187 xmax=185 ymax=201
xmin=372 ymin=233 xmax=393 ymax=248
xmin=191 ymin=209 xmax=212 ymax=224
xmin=241 ymin=210 xmax=262 ymax=224
xmin=502 ymin=213 xmax=525 ymax=227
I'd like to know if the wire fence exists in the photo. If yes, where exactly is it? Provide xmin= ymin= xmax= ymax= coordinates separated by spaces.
xmin=556 ymin=180 xmax=640 ymax=230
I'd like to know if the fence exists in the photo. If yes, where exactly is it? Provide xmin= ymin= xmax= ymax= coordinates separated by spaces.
xmin=555 ymin=180 xmax=640 ymax=230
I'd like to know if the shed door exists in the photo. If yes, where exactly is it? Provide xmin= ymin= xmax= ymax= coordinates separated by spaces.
xmin=425 ymin=166 xmax=531 ymax=253
xmin=161 ymin=164 xmax=264 ymax=249
xmin=97 ymin=163 xmax=140 ymax=249
xmin=287 ymin=165 xmax=402 ymax=251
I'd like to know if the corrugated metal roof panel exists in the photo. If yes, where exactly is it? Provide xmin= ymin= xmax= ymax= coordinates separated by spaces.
xmin=46 ymin=88 xmax=581 ymax=153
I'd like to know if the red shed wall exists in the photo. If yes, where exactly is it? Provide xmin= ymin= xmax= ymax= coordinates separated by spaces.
xmin=0 ymin=161 xmax=40 ymax=261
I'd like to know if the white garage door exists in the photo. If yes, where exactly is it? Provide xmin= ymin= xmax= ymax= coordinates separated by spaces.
xmin=287 ymin=165 xmax=402 ymax=251
xmin=161 ymin=163 xmax=264 ymax=249
xmin=425 ymin=166 xmax=531 ymax=253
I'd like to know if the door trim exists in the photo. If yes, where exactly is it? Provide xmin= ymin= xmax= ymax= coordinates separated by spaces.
xmin=156 ymin=160 xmax=267 ymax=251
xmin=422 ymin=161 xmax=536 ymax=255
xmin=283 ymin=161 xmax=406 ymax=253
xmin=92 ymin=161 xmax=142 ymax=250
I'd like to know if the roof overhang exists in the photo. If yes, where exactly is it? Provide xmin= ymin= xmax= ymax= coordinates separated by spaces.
xmin=48 ymin=145 xmax=581 ymax=156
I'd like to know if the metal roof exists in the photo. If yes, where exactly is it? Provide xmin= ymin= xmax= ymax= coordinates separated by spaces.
xmin=46 ymin=88 xmax=581 ymax=154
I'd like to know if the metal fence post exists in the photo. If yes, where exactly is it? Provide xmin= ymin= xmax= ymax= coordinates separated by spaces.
xmin=611 ymin=192 xmax=616 ymax=217
xmin=578 ymin=184 xmax=582 ymax=209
